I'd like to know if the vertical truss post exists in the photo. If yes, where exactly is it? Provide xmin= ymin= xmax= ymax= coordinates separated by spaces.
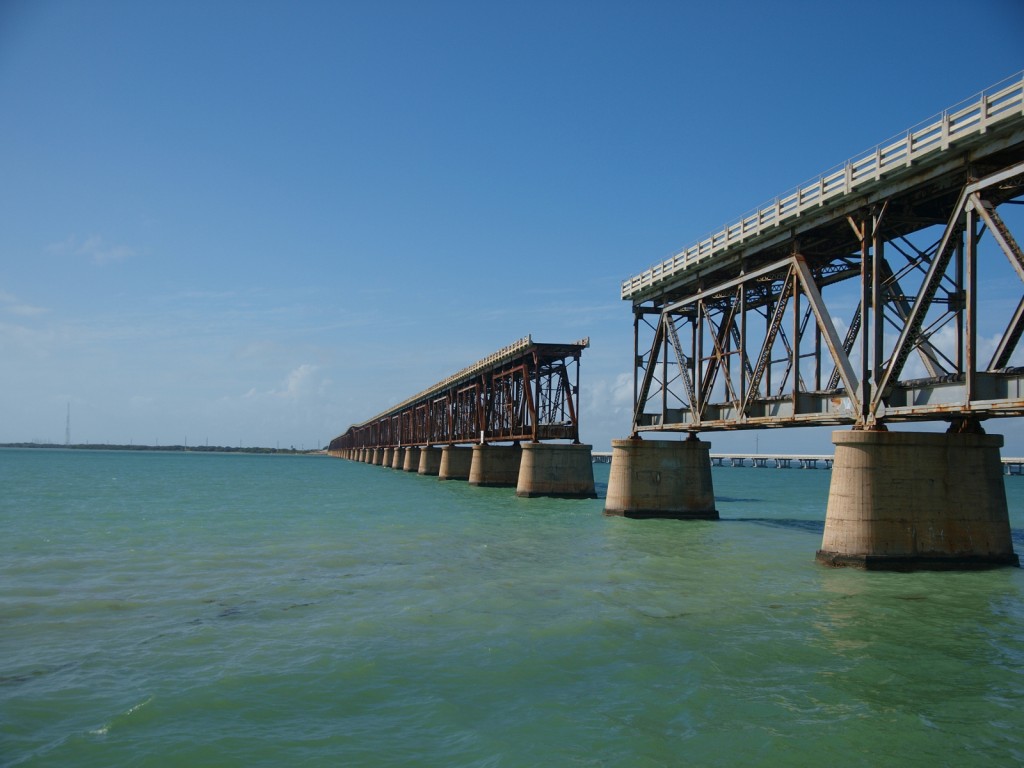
xmin=739 ymin=285 xmax=748 ymax=409
xmin=872 ymin=205 xmax=887 ymax=391
xmin=696 ymin=300 xmax=705 ymax=417
xmin=855 ymin=214 xmax=872 ymax=422
xmin=531 ymin=352 xmax=540 ymax=442
xmin=661 ymin=315 xmax=669 ymax=420
xmin=966 ymin=201 xmax=978 ymax=403
xmin=792 ymin=270 xmax=801 ymax=406
xmin=573 ymin=350 xmax=582 ymax=443
xmin=632 ymin=308 xmax=640 ymax=435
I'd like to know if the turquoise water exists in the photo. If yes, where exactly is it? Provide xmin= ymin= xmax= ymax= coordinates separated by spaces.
xmin=2 ymin=448 xmax=1023 ymax=767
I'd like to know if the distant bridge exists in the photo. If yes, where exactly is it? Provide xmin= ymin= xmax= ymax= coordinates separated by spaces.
xmin=328 ymin=336 xmax=596 ymax=497
xmin=328 ymin=335 xmax=589 ymax=451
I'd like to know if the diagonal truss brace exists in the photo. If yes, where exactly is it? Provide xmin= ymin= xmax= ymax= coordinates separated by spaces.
xmin=872 ymin=162 xmax=1024 ymax=413
xmin=792 ymin=254 xmax=862 ymax=414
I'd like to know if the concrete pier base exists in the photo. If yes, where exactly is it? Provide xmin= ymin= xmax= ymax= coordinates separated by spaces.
xmin=403 ymin=446 xmax=421 ymax=472
xmin=439 ymin=446 xmax=473 ymax=480
xmin=469 ymin=444 xmax=522 ymax=487
xmin=391 ymin=447 xmax=405 ymax=469
xmin=418 ymin=446 xmax=443 ymax=476
xmin=515 ymin=443 xmax=596 ymax=498
xmin=372 ymin=448 xmax=384 ymax=466
xmin=382 ymin=447 xmax=394 ymax=468
xmin=817 ymin=429 xmax=1019 ymax=570
xmin=604 ymin=438 xmax=717 ymax=519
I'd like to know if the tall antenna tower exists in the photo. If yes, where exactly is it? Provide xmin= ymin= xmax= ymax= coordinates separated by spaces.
xmin=65 ymin=402 xmax=70 ymax=446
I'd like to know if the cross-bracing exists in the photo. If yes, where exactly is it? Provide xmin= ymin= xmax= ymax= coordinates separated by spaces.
xmin=625 ymin=72 xmax=1024 ymax=435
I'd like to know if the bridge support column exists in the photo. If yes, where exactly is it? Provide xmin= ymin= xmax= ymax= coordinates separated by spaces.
xmin=439 ymin=445 xmax=473 ymax=480
xmin=381 ymin=447 xmax=394 ymax=467
xmin=391 ymin=447 xmax=405 ymax=469
xmin=469 ymin=444 xmax=522 ymax=487
xmin=516 ymin=443 xmax=596 ymax=498
xmin=817 ymin=430 xmax=1019 ymax=570
xmin=371 ymin=448 xmax=383 ymax=465
xmin=418 ymin=446 xmax=443 ymax=476
xmin=604 ymin=438 xmax=717 ymax=519
xmin=402 ymin=446 xmax=420 ymax=472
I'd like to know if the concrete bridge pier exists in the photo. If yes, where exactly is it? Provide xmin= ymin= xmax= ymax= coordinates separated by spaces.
xmin=516 ymin=443 xmax=596 ymax=498
xmin=817 ymin=429 xmax=1019 ymax=570
xmin=418 ymin=446 xmax=443 ymax=476
xmin=382 ymin=447 xmax=394 ymax=467
xmin=361 ymin=448 xmax=370 ymax=463
xmin=372 ymin=448 xmax=384 ymax=465
xmin=604 ymin=437 xmax=717 ymax=519
xmin=391 ymin=447 xmax=405 ymax=469
xmin=469 ymin=444 xmax=522 ymax=487
xmin=403 ymin=446 xmax=421 ymax=472
xmin=439 ymin=445 xmax=473 ymax=480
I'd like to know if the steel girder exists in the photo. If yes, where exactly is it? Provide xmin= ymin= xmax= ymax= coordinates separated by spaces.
xmin=631 ymin=160 xmax=1024 ymax=434
xmin=328 ymin=338 xmax=589 ymax=451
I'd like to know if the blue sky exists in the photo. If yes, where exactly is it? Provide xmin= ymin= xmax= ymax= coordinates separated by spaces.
xmin=1 ymin=0 xmax=1023 ymax=452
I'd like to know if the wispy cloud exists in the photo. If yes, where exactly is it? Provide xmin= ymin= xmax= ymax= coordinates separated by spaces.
xmin=48 ymin=234 xmax=137 ymax=265
xmin=242 ymin=364 xmax=327 ymax=401
xmin=0 ymin=290 xmax=48 ymax=317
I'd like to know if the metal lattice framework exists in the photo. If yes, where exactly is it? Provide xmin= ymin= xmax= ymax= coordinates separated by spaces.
xmin=329 ymin=336 xmax=589 ymax=451
xmin=625 ymin=72 xmax=1024 ymax=434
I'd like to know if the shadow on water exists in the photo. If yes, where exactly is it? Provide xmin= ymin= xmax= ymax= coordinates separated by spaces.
xmin=720 ymin=523 xmax=1024 ymax=542
xmin=725 ymin=517 xmax=826 ymax=535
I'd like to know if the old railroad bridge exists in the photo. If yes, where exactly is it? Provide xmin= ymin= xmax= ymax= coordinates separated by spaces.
xmin=328 ymin=336 xmax=596 ymax=498
xmin=333 ymin=71 xmax=1024 ymax=569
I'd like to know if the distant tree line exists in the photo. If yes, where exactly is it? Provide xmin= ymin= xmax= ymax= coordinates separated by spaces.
xmin=0 ymin=443 xmax=326 ymax=454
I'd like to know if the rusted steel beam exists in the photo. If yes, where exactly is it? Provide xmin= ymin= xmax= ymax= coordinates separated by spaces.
xmin=328 ymin=336 xmax=590 ymax=452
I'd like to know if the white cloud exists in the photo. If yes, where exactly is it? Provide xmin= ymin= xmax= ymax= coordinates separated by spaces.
xmin=48 ymin=234 xmax=137 ymax=265
xmin=0 ymin=290 xmax=48 ymax=317
xmin=238 ymin=364 xmax=323 ymax=401
xmin=281 ymin=363 xmax=319 ymax=399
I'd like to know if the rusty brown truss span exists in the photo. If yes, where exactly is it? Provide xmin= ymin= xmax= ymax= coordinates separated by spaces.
xmin=328 ymin=336 xmax=589 ymax=451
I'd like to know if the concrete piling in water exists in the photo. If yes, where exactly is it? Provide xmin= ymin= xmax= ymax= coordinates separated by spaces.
xmin=372 ymin=448 xmax=384 ymax=465
xmin=402 ymin=446 xmax=420 ymax=472
xmin=439 ymin=445 xmax=473 ymax=480
xmin=604 ymin=438 xmax=717 ymax=519
xmin=391 ymin=447 xmax=405 ymax=469
xmin=817 ymin=429 xmax=1019 ymax=570
xmin=418 ymin=446 xmax=443 ymax=476
xmin=469 ymin=444 xmax=523 ymax=487
xmin=382 ymin=447 xmax=394 ymax=468
xmin=515 ymin=443 xmax=596 ymax=498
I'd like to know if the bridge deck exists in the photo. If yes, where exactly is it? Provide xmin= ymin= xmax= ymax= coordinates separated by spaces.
xmin=623 ymin=72 xmax=1024 ymax=303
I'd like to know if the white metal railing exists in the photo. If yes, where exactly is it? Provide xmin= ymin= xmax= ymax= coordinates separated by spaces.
xmin=622 ymin=70 xmax=1024 ymax=301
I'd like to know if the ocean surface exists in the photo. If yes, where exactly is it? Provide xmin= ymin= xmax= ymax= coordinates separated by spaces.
xmin=2 ymin=447 xmax=1023 ymax=767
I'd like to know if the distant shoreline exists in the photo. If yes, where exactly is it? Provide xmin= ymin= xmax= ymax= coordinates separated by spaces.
xmin=0 ymin=443 xmax=327 ymax=455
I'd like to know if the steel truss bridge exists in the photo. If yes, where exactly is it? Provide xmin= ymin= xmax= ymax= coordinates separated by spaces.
xmin=623 ymin=72 xmax=1024 ymax=435
xmin=328 ymin=336 xmax=589 ymax=452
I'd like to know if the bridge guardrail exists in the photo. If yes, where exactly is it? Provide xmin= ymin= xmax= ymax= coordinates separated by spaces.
xmin=622 ymin=70 xmax=1024 ymax=301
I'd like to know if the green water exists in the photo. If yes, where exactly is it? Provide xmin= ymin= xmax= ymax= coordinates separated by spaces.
xmin=2 ymin=448 xmax=1023 ymax=767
